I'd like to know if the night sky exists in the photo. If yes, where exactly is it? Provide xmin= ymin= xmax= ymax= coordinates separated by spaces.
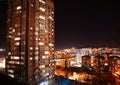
xmin=0 ymin=0 xmax=120 ymax=50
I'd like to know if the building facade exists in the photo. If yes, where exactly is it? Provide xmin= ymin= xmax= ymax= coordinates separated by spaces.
xmin=6 ymin=0 xmax=55 ymax=85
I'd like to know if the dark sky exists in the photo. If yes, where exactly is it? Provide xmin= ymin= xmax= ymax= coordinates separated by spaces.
xmin=54 ymin=0 xmax=120 ymax=50
xmin=0 ymin=0 xmax=120 ymax=50
xmin=0 ymin=0 xmax=7 ymax=48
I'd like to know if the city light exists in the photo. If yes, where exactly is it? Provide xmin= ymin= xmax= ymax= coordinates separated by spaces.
xmin=0 ymin=58 xmax=5 ymax=69
xmin=5 ymin=0 xmax=55 ymax=84
xmin=55 ymin=47 xmax=120 ymax=84
xmin=0 ymin=0 xmax=120 ymax=85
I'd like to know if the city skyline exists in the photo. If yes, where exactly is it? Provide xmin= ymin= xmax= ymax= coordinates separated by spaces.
xmin=0 ymin=1 xmax=120 ymax=84
xmin=0 ymin=0 xmax=120 ymax=50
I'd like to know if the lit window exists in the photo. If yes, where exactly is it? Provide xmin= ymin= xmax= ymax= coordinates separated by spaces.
xmin=52 ymin=63 xmax=54 ymax=66
xmin=42 ymin=56 xmax=48 ymax=59
xmin=30 ymin=57 xmax=33 ymax=60
xmin=15 ymin=24 xmax=19 ymax=27
xmin=40 ymin=24 xmax=45 ymax=29
xmin=21 ymin=57 xmax=24 ymax=60
xmin=49 ymin=75 xmax=52 ymax=79
xmin=35 ymin=51 xmax=39 ymax=55
xmin=8 ymin=52 xmax=11 ymax=55
xmin=49 ymin=16 xmax=52 ymax=19
xmin=51 ymin=12 xmax=54 ymax=14
xmin=9 ymin=61 xmax=20 ymax=64
xmin=8 ymin=70 xmax=14 ymax=73
xmin=34 ymin=56 xmax=38 ymax=60
xmin=14 ymin=37 xmax=21 ymax=41
xmin=43 ymin=70 xmax=45 ymax=73
xmin=15 ymin=61 xmax=20 ymax=64
xmin=14 ymin=57 xmax=19 ymax=60
xmin=39 ymin=42 xmax=44 ymax=45
xmin=21 ymin=62 xmax=24 ymax=65
xmin=9 ymin=74 xmax=14 ymax=78
xmin=35 ymin=76 xmax=38 ymax=79
xmin=30 ymin=27 xmax=33 ymax=30
xmin=35 ymin=28 xmax=39 ymax=31
xmin=35 ymin=38 xmax=38 ymax=40
xmin=30 ymin=47 xmax=33 ymax=50
xmin=45 ymin=47 xmax=49 ymax=50
xmin=35 ymin=32 xmax=38 ymax=35
xmin=31 ymin=4 xmax=34 ymax=7
xmin=45 ymin=73 xmax=49 ymax=76
xmin=19 ymin=10 xmax=22 ymax=13
xmin=9 ymin=31 xmax=12 ymax=34
xmin=8 ymin=36 xmax=12 ymax=38
xmin=49 ymin=43 xmax=53 ymax=47
xmin=39 ymin=65 xmax=45 ymax=68
xmin=9 ymin=27 xmax=12 ymax=29
xmin=15 ymin=42 xmax=20 ymax=46
xmin=45 ymin=30 xmax=48 ymax=33
xmin=52 ymin=48 xmax=54 ymax=50
xmin=45 ymin=51 xmax=49 ymax=54
xmin=9 ymin=61 xmax=14 ymax=64
xmin=18 ymin=33 xmax=20 ymax=35
xmin=35 ymin=47 xmax=39 ymax=50
xmin=11 ymin=56 xmax=20 ymax=60
xmin=17 ymin=6 xmax=22 ymax=10
xmin=52 ymin=29 xmax=54 ymax=32
xmin=39 ymin=7 xmax=45 ymax=12
xmin=52 ymin=52 xmax=54 ymax=54
xmin=12 ymin=29 xmax=15 ymax=32
xmin=0 ymin=49 xmax=5 ymax=51
xmin=49 ymin=16 xmax=53 ymax=21
xmin=39 ymin=15 xmax=45 ymax=20
xmin=52 ymin=33 xmax=54 ymax=35
xmin=39 ymin=0 xmax=45 ymax=4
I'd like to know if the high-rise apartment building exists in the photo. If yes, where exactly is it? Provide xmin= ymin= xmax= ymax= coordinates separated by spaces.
xmin=6 ymin=0 xmax=55 ymax=85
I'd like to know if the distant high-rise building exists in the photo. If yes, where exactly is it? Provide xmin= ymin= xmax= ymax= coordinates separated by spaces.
xmin=6 ymin=0 xmax=55 ymax=85
xmin=76 ymin=50 xmax=82 ymax=65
